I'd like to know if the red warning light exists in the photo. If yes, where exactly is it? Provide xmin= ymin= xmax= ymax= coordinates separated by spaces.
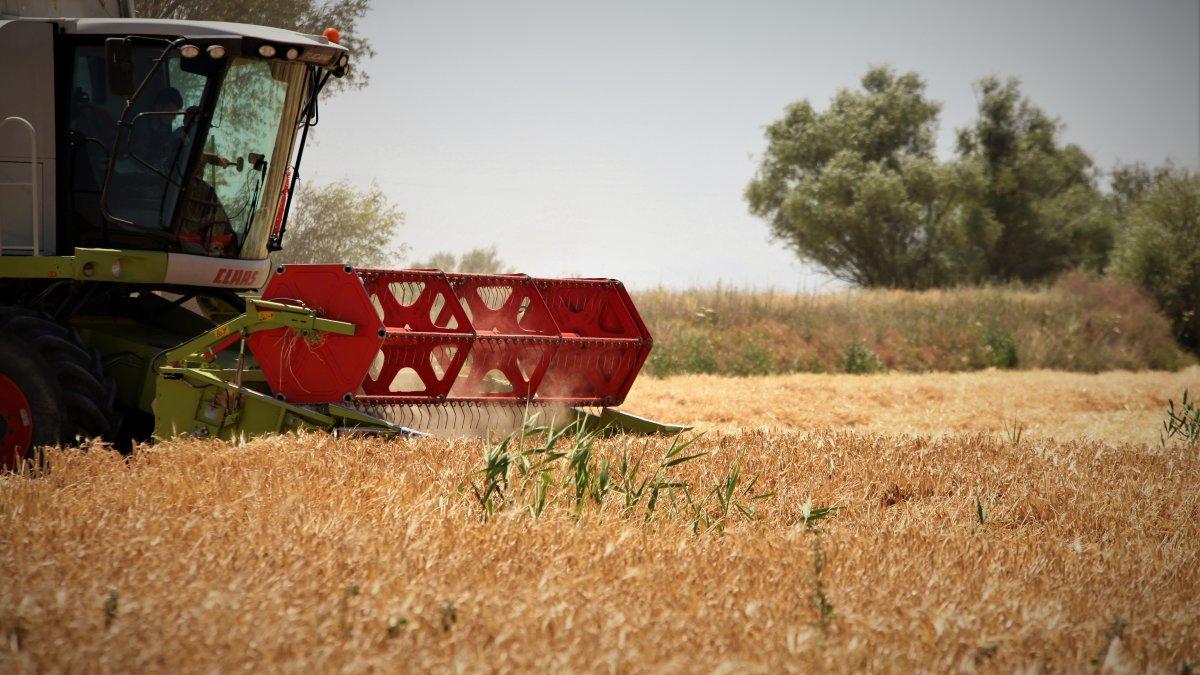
xmin=322 ymin=27 xmax=341 ymax=44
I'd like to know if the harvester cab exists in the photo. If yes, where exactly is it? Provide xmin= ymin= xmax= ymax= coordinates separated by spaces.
xmin=0 ymin=2 xmax=677 ymax=469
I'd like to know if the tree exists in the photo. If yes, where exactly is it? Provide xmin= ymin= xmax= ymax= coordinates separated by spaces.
xmin=954 ymin=77 xmax=1114 ymax=281
xmin=1110 ymin=162 xmax=1178 ymax=221
xmin=745 ymin=66 xmax=965 ymax=289
xmin=280 ymin=179 xmax=405 ymax=267
xmin=136 ymin=0 xmax=375 ymax=94
xmin=1110 ymin=168 xmax=1200 ymax=349
xmin=411 ymin=246 xmax=511 ymax=274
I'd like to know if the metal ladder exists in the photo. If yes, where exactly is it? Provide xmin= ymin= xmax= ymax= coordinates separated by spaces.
xmin=0 ymin=115 xmax=41 ymax=256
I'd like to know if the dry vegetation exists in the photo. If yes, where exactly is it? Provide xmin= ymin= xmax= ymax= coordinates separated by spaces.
xmin=636 ymin=273 xmax=1191 ymax=376
xmin=2 ymin=368 xmax=1199 ymax=672
xmin=626 ymin=367 xmax=1200 ymax=445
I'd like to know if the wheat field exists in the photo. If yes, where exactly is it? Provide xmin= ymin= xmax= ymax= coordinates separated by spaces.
xmin=1 ymin=370 xmax=1198 ymax=672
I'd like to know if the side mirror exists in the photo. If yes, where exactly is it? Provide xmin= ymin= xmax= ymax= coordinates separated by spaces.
xmin=105 ymin=38 xmax=135 ymax=97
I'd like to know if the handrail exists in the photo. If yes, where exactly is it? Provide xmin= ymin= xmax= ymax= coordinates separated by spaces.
xmin=0 ymin=116 xmax=40 ymax=256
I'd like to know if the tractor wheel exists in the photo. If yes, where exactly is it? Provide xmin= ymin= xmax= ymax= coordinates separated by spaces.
xmin=0 ymin=308 xmax=121 ymax=471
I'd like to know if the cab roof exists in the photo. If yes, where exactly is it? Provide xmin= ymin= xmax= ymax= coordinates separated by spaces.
xmin=62 ymin=17 xmax=348 ymax=54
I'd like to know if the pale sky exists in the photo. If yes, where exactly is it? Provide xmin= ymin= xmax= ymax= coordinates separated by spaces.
xmin=302 ymin=0 xmax=1200 ymax=290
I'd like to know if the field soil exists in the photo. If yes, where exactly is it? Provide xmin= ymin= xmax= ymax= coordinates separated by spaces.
xmin=1 ymin=369 xmax=1198 ymax=672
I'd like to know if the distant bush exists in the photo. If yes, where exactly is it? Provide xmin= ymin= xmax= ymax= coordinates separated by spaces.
xmin=410 ymin=246 xmax=510 ymax=274
xmin=981 ymin=326 xmax=1019 ymax=369
xmin=637 ymin=273 xmax=1190 ymax=377
xmin=838 ymin=341 xmax=883 ymax=374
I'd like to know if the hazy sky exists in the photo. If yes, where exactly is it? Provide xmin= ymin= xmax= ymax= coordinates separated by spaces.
xmin=303 ymin=0 xmax=1200 ymax=290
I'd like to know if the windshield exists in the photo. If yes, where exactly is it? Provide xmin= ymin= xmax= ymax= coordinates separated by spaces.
xmin=178 ymin=58 xmax=307 ymax=259
xmin=65 ymin=46 xmax=307 ymax=260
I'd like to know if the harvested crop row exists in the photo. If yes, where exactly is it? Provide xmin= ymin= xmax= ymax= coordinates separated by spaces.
xmin=624 ymin=367 xmax=1200 ymax=444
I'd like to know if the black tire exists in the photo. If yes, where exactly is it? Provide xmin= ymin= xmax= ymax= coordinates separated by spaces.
xmin=0 ymin=308 xmax=121 ymax=470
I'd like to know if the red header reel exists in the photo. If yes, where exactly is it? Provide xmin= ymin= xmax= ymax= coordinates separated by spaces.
xmin=245 ymin=265 xmax=652 ymax=407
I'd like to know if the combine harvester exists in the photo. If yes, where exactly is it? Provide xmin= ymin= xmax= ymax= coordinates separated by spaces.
xmin=0 ymin=0 xmax=677 ymax=469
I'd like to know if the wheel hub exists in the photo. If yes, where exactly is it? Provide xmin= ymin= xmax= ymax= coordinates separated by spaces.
xmin=0 ymin=374 xmax=33 ymax=471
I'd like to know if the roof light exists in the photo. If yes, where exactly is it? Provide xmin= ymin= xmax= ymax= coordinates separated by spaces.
xmin=286 ymin=47 xmax=299 ymax=60
xmin=179 ymin=44 xmax=200 ymax=58
xmin=322 ymin=27 xmax=341 ymax=44
xmin=257 ymin=44 xmax=277 ymax=58
xmin=207 ymin=45 xmax=226 ymax=59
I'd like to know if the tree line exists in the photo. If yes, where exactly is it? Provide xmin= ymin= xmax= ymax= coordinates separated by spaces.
xmin=746 ymin=66 xmax=1200 ymax=349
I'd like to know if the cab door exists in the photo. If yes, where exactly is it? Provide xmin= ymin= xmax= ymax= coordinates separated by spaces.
xmin=0 ymin=20 xmax=56 ymax=256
